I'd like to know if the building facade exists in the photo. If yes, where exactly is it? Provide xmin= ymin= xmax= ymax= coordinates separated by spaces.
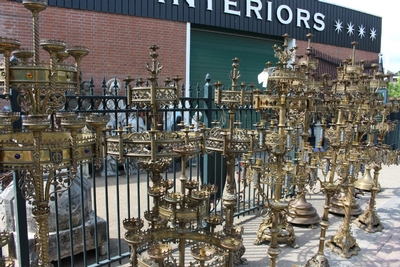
xmin=1 ymin=0 xmax=382 ymax=91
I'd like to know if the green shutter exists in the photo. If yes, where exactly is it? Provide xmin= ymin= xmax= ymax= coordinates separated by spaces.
xmin=190 ymin=28 xmax=280 ymax=93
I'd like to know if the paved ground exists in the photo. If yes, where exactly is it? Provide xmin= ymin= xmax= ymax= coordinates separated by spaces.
xmin=235 ymin=164 xmax=400 ymax=267
xmin=61 ymin=164 xmax=400 ymax=267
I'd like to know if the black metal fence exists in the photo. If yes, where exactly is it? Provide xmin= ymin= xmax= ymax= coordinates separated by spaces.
xmin=0 ymin=76 xmax=263 ymax=267
xmin=2 ymin=77 xmax=399 ymax=267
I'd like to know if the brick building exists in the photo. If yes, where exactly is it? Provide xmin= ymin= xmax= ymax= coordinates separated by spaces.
xmin=1 ymin=0 xmax=382 ymax=92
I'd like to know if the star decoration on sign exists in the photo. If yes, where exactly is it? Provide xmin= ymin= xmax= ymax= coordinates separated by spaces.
xmin=334 ymin=19 xmax=343 ymax=33
xmin=358 ymin=25 xmax=366 ymax=38
xmin=347 ymin=22 xmax=355 ymax=36
xmin=370 ymin=27 xmax=377 ymax=40
xmin=332 ymin=18 xmax=378 ymax=43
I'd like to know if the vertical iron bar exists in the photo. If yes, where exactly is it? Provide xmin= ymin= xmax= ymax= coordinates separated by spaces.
xmin=12 ymin=172 xmax=30 ymax=267
xmin=53 ymin=185 xmax=61 ymax=267
xmin=137 ymin=168 xmax=141 ymax=218
xmin=103 ymin=157 xmax=111 ymax=259
xmin=80 ymin=167 xmax=88 ymax=266
xmin=67 ymin=186 xmax=75 ymax=266
xmin=91 ymin=160 xmax=100 ymax=264
xmin=126 ymin=159 xmax=131 ymax=220
xmin=116 ymin=168 xmax=122 ymax=260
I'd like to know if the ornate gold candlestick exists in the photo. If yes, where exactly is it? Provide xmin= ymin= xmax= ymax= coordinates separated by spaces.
xmin=123 ymin=218 xmax=146 ymax=267
xmin=0 ymin=1 xmax=107 ymax=266
xmin=324 ymin=41 xmax=387 ymax=258
xmin=244 ymin=34 xmax=320 ymax=267
xmin=287 ymin=34 xmax=321 ymax=227
xmin=302 ymin=112 xmax=340 ymax=267
xmin=205 ymin=57 xmax=254 ymax=266
xmin=109 ymin=46 xmax=242 ymax=266
xmin=354 ymin=99 xmax=399 ymax=233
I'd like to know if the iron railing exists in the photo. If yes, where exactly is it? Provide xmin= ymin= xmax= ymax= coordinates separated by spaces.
xmin=1 ymin=76 xmax=263 ymax=267
xmin=3 ymin=77 xmax=398 ymax=266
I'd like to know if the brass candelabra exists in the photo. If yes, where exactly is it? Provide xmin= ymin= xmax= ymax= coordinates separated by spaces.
xmin=304 ymin=41 xmax=397 ymax=266
xmin=353 ymin=71 xmax=399 ymax=233
xmin=241 ymin=34 xmax=319 ymax=267
xmin=107 ymin=46 xmax=243 ymax=267
xmin=206 ymin=57 xmax=255 ymax=265
xmin=0 ymin=1 xmax=108 ymax=266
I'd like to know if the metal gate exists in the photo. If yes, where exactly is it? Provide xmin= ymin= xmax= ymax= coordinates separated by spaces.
xmin=0 ymin=76 xmax=263 ymax=267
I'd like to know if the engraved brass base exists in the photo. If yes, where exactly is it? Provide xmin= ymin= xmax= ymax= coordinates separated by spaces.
xmin=326 ymin=182 xmax=360 ymax=259
xmin=353 ymin=183 xmax=384 ymax=233
xmin=353 ymin=208 xmax=384 ymax=233
xmin=329 ymin=189 xmax=362 ymax=216
xmin=288 ymin=194 xmax=320 ymax=226
xmin=254 ymin=202 xmax=297 ymax=248
xmin=325 ymin=228 xmax=360 ymax=258
xmin=303 ymin=253 xmax=330 ymax=267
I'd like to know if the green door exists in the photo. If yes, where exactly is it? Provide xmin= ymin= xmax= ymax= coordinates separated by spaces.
xmin=190 ymin=28 xmax=281 ymax=187
xmin=190 ymin=28 xmax=281 ymax=93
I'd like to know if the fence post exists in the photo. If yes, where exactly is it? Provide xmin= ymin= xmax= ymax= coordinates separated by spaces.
xmin=201 ymin=74 xmax=226 ymax=200
xmin=201 ymin=74 xmax=213 ymax=185
xmin=203 ymin=74 xmax=213 ymax=128
xmin=10 ymin=89 xmax=30 ymax=267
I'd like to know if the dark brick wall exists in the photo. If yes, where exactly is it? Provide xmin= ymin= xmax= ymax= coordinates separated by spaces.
xmin=1 ymin=0 xmax=379 ymax=92
xmin=1 ymin=0 xmax=187 ymax=91
xmin=296 ymin=41 xmax=378 ymax=62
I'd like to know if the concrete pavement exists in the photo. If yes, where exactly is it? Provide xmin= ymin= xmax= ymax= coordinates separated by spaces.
xmin=67 ymin=164 xmax=400 ymax=267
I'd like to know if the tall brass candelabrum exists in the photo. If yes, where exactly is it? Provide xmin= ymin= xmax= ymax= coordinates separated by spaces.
xmin=304 ymin=41 xmax=397 ymax=266
xmin=0 ymin=1 xmax=108 ymax=266
xmin=324 ymin=41 xmax=390 ymax=259
xmin=206 ymin=57 xmax=255 ymax=266
xmin=107 ymin=46 xmax=243 ymax=267
xmin=287 ymin=33 xmax=322 ymax=227
xmin=353 ymin=94 xmax=399 ymax=233
xmin=243 ymin=34 xmax=317 ymax=267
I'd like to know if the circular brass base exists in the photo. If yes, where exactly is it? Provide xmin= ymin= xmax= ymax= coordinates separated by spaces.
xmin=288 ymin=196 xmax=320 ymax=226
xmin=253 ymin=217 xmax=298 ymax=248
xmin=329 ymin=193 xmax=362 ymax=216
xmin=354 ymin=178 xmax=381 ymax=192
xmin=304 ymin=253 xmax=330 ymax=267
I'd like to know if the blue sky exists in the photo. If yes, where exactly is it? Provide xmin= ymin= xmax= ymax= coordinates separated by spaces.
xmin=320 ymin=0 xmax=399 ymax=73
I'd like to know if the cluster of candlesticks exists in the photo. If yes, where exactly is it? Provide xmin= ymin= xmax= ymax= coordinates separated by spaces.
xmin=1 ymin=1 xmax=399 ymax=267
xmin=240 ymin=37 xmax=399 ymax=267
xmin=110 ymin=35 xmax=398 ymax=267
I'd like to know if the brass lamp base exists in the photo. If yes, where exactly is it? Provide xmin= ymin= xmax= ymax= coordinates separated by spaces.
xmin=329 ymin=191 xmax=362 ymax=216
xmin=353 ymin=207 xmax=384 ymax=233
xmin=254 ymin=205 xmax=297 ymax=248
xmin=304 ymin=253 xmax=330 ymax=267
xmin=288 ymin=195 xmax=320 ymax=226
xmin=253 ymin=218 xmax=297 ymax=247
xmin=325 ymin=230 xmax=360 ymax=258
xmin=354 ymin=165 xmax=381 ymax=192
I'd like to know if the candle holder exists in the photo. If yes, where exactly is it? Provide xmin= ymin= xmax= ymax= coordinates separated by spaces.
xmin=109 ymin=46 xmax=242 ymax=266
xmin=204 ymin=56 xmax=256 ymax=266
xmin=0 ymin=1 xmax=107 ymax=266
xmin=354 ymin=95 xmax=399 ymax=233
xmin=243 ymin=33 xmax=318 ymax=267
